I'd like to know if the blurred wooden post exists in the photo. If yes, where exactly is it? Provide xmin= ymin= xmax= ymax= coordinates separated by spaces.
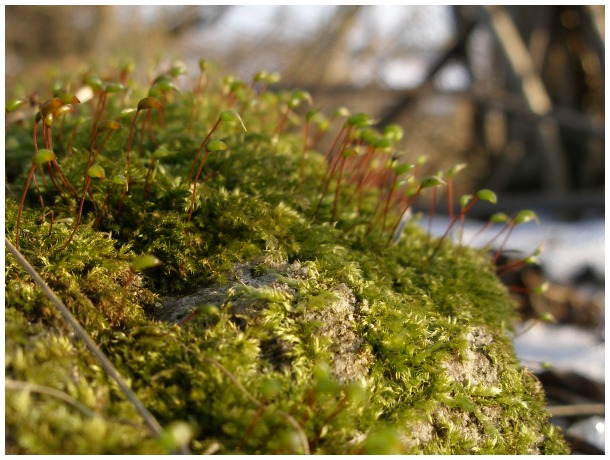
xmin=480 ymin=5 xmax=569 ymax=192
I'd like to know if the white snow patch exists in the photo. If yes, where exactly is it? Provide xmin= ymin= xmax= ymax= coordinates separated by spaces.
xmin=512 ymin=322 xmax=605 ymax=383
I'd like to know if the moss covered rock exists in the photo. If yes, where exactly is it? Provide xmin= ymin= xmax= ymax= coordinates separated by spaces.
xmin=5 ymin=61 xmax=568 ymax=454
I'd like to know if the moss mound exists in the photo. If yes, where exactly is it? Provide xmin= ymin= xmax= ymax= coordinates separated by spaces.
xmin=5 ymin=61 xmax=568 ymax=454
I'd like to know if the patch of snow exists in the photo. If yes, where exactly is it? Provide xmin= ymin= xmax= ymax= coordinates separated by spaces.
xmin=567 ymin=416 xmax=605 ymax=452
xmin=421 ymin=216 xmax=605 ymax=285
xmin=512 ymin=322 xmax=605 ymax=383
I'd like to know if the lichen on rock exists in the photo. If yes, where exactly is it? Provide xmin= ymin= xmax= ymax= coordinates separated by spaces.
xmin=303 ymin=282 xmax=373 ymax=384
xmin=442 ymin=326 xmax=498 ymax=389
xmin=157 ymin=261 xmax=373 ymax=383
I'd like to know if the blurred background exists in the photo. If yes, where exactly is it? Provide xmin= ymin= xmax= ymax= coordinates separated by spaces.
xmin=5 ymin=5 xmax=605 ymax=217
xmin=5 ymin=5 xmax=606 ymax=453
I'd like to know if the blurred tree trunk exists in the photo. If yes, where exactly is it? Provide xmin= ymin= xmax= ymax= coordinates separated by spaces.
xmin=284 ymin=6 xmax=363 ymax=86
xmin=6 ymin=6 xmax=229 ymax=85
xmin=478 ymin=5 xmax=604 ymax=194
xmin=480 ymin=5 xmax=570 ymax=193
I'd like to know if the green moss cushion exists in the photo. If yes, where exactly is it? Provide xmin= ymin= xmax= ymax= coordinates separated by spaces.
xmin=5 ymin=63 xmax=568 ymax=454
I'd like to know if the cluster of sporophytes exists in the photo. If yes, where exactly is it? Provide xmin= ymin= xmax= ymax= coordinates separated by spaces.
xmin=5 ymin=59 xmax=567 ymax=454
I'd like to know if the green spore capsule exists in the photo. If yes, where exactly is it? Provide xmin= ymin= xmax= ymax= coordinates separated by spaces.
xmin=131 ymin=254 xmax=162 ymax=272
xmin=87 ymin=164 xmax=106 ymax=179
xmin=35 ymin=149 xmax=56 ymax=165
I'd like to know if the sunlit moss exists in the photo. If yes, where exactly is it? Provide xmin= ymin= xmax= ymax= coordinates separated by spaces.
xmin=5 ymin=60 xmax=568 ymax=454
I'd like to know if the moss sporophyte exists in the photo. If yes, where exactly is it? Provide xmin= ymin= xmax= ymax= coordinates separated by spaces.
xmin=5 ymin=59 xmax=567 ymax=454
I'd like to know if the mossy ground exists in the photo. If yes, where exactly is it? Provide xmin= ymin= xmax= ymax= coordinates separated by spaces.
xmin=5 ymin=62 xmax=569 ymax=454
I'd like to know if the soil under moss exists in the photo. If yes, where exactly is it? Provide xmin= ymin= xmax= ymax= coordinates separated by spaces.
xmin=5 ymin=62 xmax=568 ymax=454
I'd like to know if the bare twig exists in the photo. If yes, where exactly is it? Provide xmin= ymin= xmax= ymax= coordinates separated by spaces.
xmin=4 ymin=237 xmax=190 ymax=455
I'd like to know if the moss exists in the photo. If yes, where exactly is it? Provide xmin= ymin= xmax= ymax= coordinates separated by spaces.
xmin=5 ymin=61 xmax=568 ymax=454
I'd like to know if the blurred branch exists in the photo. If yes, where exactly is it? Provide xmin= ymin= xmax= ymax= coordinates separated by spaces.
xmin=547 ymin=403 xmax=605 ymax=417
xmin=583 ymin=5 xmax=605 ymax=74
xmin=284 ymin=6 xmax=363 ymax=86
xmin=6 ymin=6 xmax=230 ymax=77
xmin=166 ymin=6 xmax=230 ymax=37
xmin=378 ymin=12 xmax=477 ymax=126
xmin=470 ymin=87 xmax=605 ymax=139
xmin=482 ymin=6 xmax=551 ymax=115
xmin=480 ymin=5 xmax=569 ymax=192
